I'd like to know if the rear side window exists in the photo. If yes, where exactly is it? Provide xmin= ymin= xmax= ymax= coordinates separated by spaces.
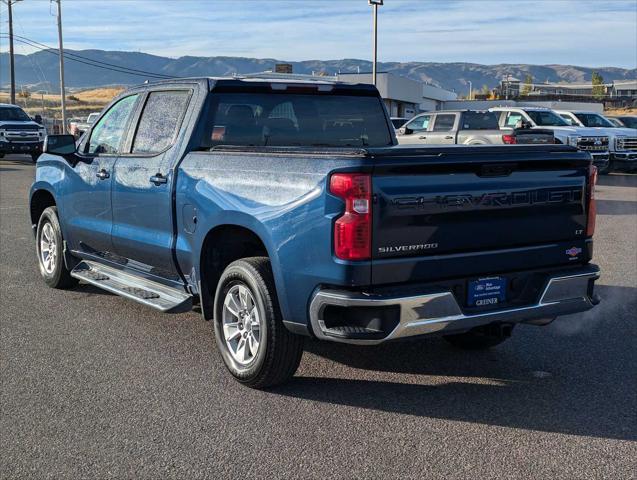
xmin=432 ymin=114 xmax=456 ymax=132
xmin=461 ymin=112 xmax=499 ymax=130
xmin=202 ymin=92 xmax=392 ymax=148
xmin=132 ymin=90 xmax=191 ymax=154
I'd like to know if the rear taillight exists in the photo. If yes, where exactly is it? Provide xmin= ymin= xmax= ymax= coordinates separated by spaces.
xmin=587 ymin=165 xmax=597 ymax=236
xmin=330 ymin=173 xmax=371 ymax=260
xmin=502 ymin=134 xmax=516 ymax=144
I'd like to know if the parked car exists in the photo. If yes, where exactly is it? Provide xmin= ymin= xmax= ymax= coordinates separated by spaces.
xmin=396 ymin=110 xmax=554 ymax=145
xmin=609 ymin=115 xmax=637 ymax=129
xmin=490 ymin=107 xmax=611 ymax=173
xmin=555 ymin=110 xmax=637 ymax=173
xmin=69 ymin=112 xmax=101 ymax=138
xmin=31 ymin=77 xmax=600 ymax=388
xmin=0 ymin=103 xmax=47 ymax=162
xmin=390 ymin=117 xmax=409 ymax=129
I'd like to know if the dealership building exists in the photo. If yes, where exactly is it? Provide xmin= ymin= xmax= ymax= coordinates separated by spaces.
xmin=336 ymin=72 xmax=457 ymax=118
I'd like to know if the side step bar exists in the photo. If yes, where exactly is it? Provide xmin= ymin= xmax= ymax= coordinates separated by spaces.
xmin=71 ymin=260 xmax=193 ymax=313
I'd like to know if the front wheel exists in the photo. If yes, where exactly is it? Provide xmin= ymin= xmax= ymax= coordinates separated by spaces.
xmin=36 ymin=206 xmax=78 ymax=289
xmin=213 ymin=257 xmax=304 ymax=389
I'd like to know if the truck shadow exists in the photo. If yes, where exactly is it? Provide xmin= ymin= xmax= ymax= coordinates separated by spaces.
xmin=274 ymin=284 xmax=637 ymax=441
xmin=598 ymin=173 xmax=637 ymax=187
xmin=596 ymin=199 xmax=637 ymax=215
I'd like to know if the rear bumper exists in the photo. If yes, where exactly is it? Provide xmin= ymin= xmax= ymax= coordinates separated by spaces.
xmin=309 ymin=265 xmax=600 ymax=345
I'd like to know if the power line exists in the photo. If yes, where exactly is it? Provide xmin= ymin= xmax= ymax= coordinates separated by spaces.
xmin=0 ymin=33 xmax=175 ymax=80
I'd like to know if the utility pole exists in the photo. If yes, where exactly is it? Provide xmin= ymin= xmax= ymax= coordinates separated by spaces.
xmin=54 ymin=0 xmax=67 ymax=133
xmin=468 ymin=80 xmax=472 ymax=100
xmin=5 ymin=0 xmax=20 ymax=104
xmin=368 ymin=0 xmax=383 ymax=86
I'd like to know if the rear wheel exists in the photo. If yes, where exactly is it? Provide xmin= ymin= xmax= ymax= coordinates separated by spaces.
xmin=213 ymin=257 xmax=304 ymax=388
xmin=36 ymin=206 xmax=78 ymax=289
xmin=443 ymin=323 xmax=514 ymax=350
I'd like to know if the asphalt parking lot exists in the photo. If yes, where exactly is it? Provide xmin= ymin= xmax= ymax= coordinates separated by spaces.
xmin=1 ymin=154 xmax=636 ymax=479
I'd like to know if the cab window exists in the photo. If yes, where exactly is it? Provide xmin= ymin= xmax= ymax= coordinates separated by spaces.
xmin=86 ymin=94 xmax=139 ymax=155
xmin=504 ymin=112 xmax=524 ymax=127
xmin=131 ymin=90 xmax=191 ymax=154
xmin=405 ymin=115 xmax=431 ymax=131
xmin=432 ymin=114 xmax=456 ymax=132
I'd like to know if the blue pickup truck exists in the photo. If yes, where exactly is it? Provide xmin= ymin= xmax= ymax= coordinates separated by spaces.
xmin=30 ymin=77 xmax=600 ymax=388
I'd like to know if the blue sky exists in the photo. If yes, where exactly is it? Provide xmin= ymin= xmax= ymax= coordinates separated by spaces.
xmin=1 ymin=0 xmax=636 ymax=68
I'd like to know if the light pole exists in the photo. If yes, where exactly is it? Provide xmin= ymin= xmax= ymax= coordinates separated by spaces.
xmin=53 ymin=0 xmax=67 ymax=133
xmin=3 ymin=0 xmax=23 ymax=104
xmin=368 ymin=0 xmax=383 ymax=86
xmin=468 ymin=80 xmax=472 ymax=100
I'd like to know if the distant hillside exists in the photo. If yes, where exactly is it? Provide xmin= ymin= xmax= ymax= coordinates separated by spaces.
xmin=1 ymin=49 xmax=635 ymax=94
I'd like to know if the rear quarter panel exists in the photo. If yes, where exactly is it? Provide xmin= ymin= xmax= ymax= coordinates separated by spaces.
xmin=176 ymin=150 xmax=370 ymax=326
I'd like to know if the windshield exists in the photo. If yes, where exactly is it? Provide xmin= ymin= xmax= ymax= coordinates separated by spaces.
xmin=526 ymin=110 xmax=569 ymax=127
xmin=87 ymin=113 xmax=100 ymax=124
xmin=575 ymin=113 xmax=614 ymax=128
xmin=0 ymin=106 xmax=31 ymax=122
xmin=202 ymin=92 xmax=392 ymax=148
xmin=619 ymin=117 xmax=637 ymax=128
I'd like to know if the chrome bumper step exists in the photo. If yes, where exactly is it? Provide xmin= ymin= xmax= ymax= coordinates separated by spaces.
xmin=310 ymin=265 xmax=600 ymax=345
xmin=71 ymin=260 xmax=192 ymax=313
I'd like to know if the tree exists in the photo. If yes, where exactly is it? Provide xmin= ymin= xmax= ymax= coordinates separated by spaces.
xmin=520 ymin=74 xmax=533 ymax=96
xmin=481 ymin=84 xmax=491 ymax=96
xmin=592 ymin=71 xmax=605 ymax=100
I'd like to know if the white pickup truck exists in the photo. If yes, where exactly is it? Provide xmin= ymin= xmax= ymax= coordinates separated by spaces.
xmin=490 ymin=107 xmax=611 ymax=173
xmin=555 ymin=110 xmax=637 ymax=173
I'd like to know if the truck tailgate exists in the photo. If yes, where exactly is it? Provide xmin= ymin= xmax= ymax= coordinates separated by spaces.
xmin=369 ymin=145 xmax=592 ymax=284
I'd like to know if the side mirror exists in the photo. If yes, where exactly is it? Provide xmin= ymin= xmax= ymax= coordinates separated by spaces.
xmin=33 ymin=114 xmax=43 ymax=125
xmin=402 ymin=127 xmax=413 ymax=135
xmin=44 ymin=134 xmax=77 ymax=156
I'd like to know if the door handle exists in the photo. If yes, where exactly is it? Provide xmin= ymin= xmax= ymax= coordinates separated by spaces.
xmin=418 ymin=136 xmax=427 ymax=140
xmin=444 ymin=136 xmax=454 ymax=140
xmin=96 ymin=169 xmax=110 ymax=180
xmin=150 ymin=173 xmax=168 ymax=186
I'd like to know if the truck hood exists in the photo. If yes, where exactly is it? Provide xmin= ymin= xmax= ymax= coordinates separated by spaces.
xmin=0 ymin=120 xmax=42 ymax=129
xmin=539 ymin=126 xmax=605 ymax=137
xmin=576 ymin=127 xmax=636 ymax=138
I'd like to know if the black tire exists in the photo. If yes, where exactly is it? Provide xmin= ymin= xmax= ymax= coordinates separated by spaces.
xmin=36 ymin=206 xmax=78 ymax=289
xmin=31 ymin=153 xmax=39 ymax=163
xmin=213 ymin=257 xmax=303 ymax=389
xmin=443 ymin=323 xmax=514 ymax=350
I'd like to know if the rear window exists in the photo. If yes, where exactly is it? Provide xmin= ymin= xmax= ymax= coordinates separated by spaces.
xmin=201 ymin=93 xmax=392 ymax=148
xmin=461 ymin=112 xmax=499 ymax=130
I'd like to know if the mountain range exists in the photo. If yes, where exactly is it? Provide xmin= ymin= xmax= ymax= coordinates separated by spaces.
xmin=1 ymin=49 xmax=635 ymax=94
